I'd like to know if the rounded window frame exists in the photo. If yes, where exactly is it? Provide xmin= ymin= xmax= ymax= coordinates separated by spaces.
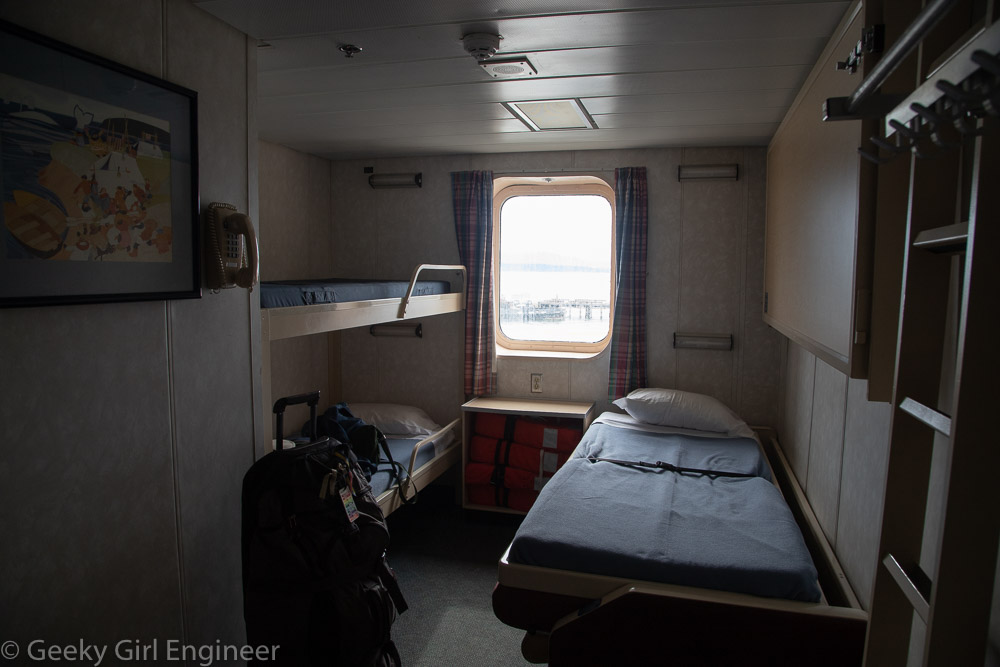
xmin=492 ymin=175 xmax=616 ymax=355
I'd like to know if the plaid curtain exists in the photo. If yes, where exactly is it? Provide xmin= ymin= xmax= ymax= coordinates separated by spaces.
xmin=608 ymin=167 xmax=648 ymax=399
xmin=452 ymin=171 xmax=496 ymax=397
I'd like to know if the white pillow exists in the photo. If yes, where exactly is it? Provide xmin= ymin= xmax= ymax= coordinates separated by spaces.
xmin=613 ymin=388 xmax=745 ymax=434
xmin=348 ymin=403 xmax=440 ymax=437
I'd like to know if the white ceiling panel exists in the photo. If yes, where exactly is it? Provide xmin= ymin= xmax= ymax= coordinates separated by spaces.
xmin=582 ymin=88 xmax=799 ymax=114
xmin=196 ymin=0 xmax=847 ymax=39
xmin=259 ymin=66 xmax=811 ymax=113
xmin=253 ymin=3 xmax=847 ymax=72
xmin=257 ymin=37 xmax=826 ymax=98
xmin=194 ymin=0 xmax=853 ymax=159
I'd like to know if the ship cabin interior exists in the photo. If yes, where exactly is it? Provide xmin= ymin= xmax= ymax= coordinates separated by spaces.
xmin=1 ymin=0 xmax=998 ymax=665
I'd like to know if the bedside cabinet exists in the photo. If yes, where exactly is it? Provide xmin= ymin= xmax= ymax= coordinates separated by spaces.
xmin=461 ymin=397 xmax=596 ymax=514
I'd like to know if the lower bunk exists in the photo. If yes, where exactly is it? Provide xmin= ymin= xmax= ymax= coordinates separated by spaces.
xmin=371 ymin=418 xmax=461 ymax=517
xmin=274 ymin=397 xmax=461 ymax=519
xmin=491 ymin=391 xmax=868 ymax=666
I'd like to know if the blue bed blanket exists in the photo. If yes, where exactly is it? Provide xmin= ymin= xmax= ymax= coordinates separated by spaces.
xmin=508 ymin=423 xmax=821 ymax=602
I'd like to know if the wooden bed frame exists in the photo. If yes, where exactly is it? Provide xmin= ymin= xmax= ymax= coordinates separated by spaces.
xmin=492 ymin=427 xmax=869 ymax=666
xmin=260 ymin=264 xmax=466 ymax=435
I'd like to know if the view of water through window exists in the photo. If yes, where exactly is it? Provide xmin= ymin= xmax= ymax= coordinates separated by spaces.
xmin=498 ymin=194 xmax=612 ymax=343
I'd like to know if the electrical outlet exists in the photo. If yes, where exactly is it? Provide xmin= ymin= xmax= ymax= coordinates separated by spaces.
xmin=530 ymin=373 xmax=542 ymax=393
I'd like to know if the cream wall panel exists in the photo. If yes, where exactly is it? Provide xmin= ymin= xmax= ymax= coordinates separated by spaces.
xmin=779 ymin=339 xmax=899 ymax=611
xmin=372 ymin=313 xmax=465 ymax=427
xmin=781 ymin=341 xmax=816 ymax=485
xmin=676 ymin=147 xmax=745 ymax=408
xmin=1 ymin=0 xmax=257 ymax=652
xmin=340 ymin=328 xmax=381 ymax=402
xmin=497 ymin=356 xmax=572 ymax=400
xmin=837 ymin=377 xmax=891 ymax=608
xmin=0 ymin=303 xmax=182 ymax=645
xmin=0 ymin=2 xmax=163 ymax=73
xmin=258 ymin=141 xmax=332 ymax=280
xmin=268 ymin=334 xmax=331 ymax=428
xmin=330 ymin=161 xmax=378 ymax=278
xmin=806 ymin=357 xmax=848 ymax=545
xmin=739 ymin=148 xmax=782 ymax=426
xmin=642 ymin=148 xmax=682 ymax=391
xmin=165 ymin=0 xmax=254 ymax=650
xmin=487 ymin=150 xmax=576 ymax=175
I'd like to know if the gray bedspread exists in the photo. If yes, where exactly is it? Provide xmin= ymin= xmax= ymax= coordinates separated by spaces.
xmin=508 ymin=423 xmax=821 ymax=602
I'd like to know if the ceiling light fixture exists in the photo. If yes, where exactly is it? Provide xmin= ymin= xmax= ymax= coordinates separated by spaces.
xmin=503 ymin=99 xmax=598 ymax=131
xmin=677 ymin=164 xmax=739 ymax=181
xmin=368 ymin=173 xmax=422 ymax=189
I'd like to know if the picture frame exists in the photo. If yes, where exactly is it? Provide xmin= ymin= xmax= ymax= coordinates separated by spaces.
xmin=0 ymin=20 xmax=200 ymax=308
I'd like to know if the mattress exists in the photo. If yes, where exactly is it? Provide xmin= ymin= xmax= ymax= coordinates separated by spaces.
xmin=259 ymin=279 xmax=452 ymax=309
xmin=507 ymin=417 xmax=821 ymax=602
xmin=369 ymin=432 xmax=453 ymax=498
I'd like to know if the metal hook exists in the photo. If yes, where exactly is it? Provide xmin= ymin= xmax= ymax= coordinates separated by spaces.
xmin=910 ymin=102 xmax=963 ymax=148
xmin=888 ymin=119 xmax=939 ymax=159
xmin=970 ymin=50 xmax=1000 ymax=78
xmin=936 ymin=79 xmax=980 ymax=110
xmin=859 ymin=145 xmax=895 ymax=165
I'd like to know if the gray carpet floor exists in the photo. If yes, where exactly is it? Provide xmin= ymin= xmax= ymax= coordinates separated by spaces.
xmin=384 ymin=483 xmax=534 ymax=666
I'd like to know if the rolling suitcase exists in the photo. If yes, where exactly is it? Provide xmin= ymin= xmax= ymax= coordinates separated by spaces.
xmin=242 ymin=391 xmax=407 ymax=666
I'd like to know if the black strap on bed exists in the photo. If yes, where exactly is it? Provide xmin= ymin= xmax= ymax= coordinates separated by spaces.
xmin=585 ymin=456 xmax=756 ymax=479
xmin=374 ymin=430 xmax=418 ymax=506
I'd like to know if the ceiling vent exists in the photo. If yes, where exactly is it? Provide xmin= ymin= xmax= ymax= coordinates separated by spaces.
xmin=463 ymin=33 xmax=501 ymax=61
xmin=481 ymin=57 xmax=537 ymax=79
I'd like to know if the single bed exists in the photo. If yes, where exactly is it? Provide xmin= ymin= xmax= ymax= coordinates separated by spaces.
xmin=493 ymin=390 xmax=868 ymax=666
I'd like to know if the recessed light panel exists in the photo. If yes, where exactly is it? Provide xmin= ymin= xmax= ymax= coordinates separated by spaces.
xmin=503 ymin=99 xmax=598 ymax=131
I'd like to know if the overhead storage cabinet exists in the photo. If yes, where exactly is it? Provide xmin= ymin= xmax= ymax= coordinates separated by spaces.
xmin=764 ymin=0 xmax=878 ymax=381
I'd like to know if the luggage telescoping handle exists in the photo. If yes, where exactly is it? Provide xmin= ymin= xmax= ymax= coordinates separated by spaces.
xmin=272 ymin=391 xmax=321 ymax=446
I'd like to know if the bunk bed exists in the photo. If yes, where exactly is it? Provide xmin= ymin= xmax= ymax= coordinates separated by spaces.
xmin=492 ymin=389 xmax=868 ymax=666
xmin=260 ymin=263 xmax=467 ymax=516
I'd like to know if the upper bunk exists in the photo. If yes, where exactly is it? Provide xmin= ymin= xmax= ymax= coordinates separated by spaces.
xmin=260 ymin=263 xmax=466 ymax=341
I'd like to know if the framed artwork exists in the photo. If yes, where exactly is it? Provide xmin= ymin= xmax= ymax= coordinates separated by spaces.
xmin=0 ymin=20 xmax=200 ymax=307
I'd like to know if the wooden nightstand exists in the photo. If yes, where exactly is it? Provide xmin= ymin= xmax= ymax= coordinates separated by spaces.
xmin=461 ymin=396 xmax=596 ymax=514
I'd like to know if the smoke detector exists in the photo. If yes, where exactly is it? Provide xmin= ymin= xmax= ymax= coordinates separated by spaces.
xmin=463 ymin=33 xmax=501 ymax=61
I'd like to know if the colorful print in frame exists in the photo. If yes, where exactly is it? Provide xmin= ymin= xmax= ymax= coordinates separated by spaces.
xmin=0 ymin=20 xmax=199 ymax=307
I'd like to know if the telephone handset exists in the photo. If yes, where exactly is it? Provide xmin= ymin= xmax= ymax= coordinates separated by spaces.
xmin=206 ymin=202 xmax=259 ymax=292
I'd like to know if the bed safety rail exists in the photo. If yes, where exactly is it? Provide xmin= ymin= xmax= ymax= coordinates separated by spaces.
xmin=395 ymin=417 xmax=461 ymax=504
xmin=398 ymin=264 xmax=466 ymax=319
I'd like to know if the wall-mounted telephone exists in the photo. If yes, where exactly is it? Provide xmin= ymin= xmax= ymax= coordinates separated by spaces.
xmin=206 ymin=202 xmax=259 ymax=292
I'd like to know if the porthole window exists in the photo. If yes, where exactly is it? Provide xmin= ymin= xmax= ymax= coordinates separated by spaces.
xmin=493 ymin=176 xmax=615 ymax=354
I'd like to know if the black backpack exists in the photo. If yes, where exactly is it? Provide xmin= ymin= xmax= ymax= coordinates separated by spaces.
xmin=242 ymin=392 xmax=408 ymax=666
xmin=307 ymin=403 xmax=416 ymax=503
